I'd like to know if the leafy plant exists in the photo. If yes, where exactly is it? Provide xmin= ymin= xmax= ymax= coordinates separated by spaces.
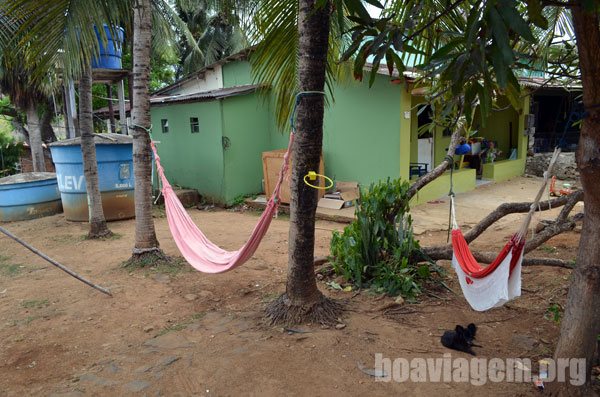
xmin=330 ymin=178 xmax=437 ymax=298
xmin=0 ymin=132 xmax=23 ymax=177
xmin=545 ymin=303 xmax=563 ymax=324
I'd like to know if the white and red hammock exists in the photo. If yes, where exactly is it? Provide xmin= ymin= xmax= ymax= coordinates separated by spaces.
xmin=450 ymin=148 xmax=560 ymax=311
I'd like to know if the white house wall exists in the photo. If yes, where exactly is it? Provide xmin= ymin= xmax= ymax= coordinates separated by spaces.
xmin=162 ymin=65 xmax=223 ymax=96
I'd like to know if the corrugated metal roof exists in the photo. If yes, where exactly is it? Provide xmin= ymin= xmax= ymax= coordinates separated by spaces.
xmin=48 ymin=133 xmax=132 ymax=147
xmin=150 ymin=84 xmax=263 ymax=105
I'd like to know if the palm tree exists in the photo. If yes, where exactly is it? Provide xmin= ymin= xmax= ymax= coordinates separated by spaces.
xmin=79 ymin=63 xmax=112 ymax=238
xmin=130 ymin=0 xmax=162 ymax=258
xmin=174 ymin=0 xmax=251 ymax=77
xmin=0 ymin=42 xmax=50 ymax=172
xmin=264 ymin=0 xmax=343 ymax=324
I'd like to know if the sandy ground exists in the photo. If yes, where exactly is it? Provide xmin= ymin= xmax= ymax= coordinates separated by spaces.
xmin=0 ymin=176 xmax=593 ymax=396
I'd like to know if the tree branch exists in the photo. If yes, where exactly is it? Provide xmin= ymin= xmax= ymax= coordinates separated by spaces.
xmin=463 ymin=190 xmax=583 ymax=243
xmin=421 ymin=245 xmax=575 ymax=269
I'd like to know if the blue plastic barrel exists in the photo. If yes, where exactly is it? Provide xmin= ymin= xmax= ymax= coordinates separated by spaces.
xmin=92 ymin=25 xmax=124 ymax=70
xmin=0 ymin=173 xmax=62 ymax=222
xmin=49 ymin=134 xmax=134 ymax=222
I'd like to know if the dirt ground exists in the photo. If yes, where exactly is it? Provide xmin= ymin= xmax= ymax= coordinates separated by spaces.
xmin=0 ymin=177 xmax=593 ymax=396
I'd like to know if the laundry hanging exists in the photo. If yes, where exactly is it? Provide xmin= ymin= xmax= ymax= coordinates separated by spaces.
xmin=149 ymin=132 xmax=293 ymax=274
xmin=449 ymin=148 xmax=561 ymax=311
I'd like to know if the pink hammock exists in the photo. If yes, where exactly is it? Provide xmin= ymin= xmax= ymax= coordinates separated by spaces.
xmin=150 ymin=133 xmax=293 ymax=273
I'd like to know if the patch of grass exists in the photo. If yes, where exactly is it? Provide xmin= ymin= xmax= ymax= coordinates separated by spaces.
xmin=152 ymin=206 xmax=166 ymax=218
xmin=122 ymin=255 xmax=191 ymax=276
xmin=156 ymin=312 xmax=206 ymax=336
xmin=21 ymin=299 xmax=49 ymax=309
xmin=83 ymin=232 xmax=123 ymax=241
xmin=540 ymin=245 xmax=558 ymax=254
xmin=261 ymin=292 xmax=279 ymax=303
xmin=0 ymin=255 xmax=23 ymax=277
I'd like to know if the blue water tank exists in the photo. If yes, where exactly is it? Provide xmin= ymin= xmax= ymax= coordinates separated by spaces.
xmin=49 ymin=134 xmax=134 ymax=222
xmin=0 ymin=172 xmax=62 ymax=221
xmin=92 ymin=25 xmax=124 ymax=70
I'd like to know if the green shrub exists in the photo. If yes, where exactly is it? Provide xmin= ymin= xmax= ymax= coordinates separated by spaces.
xmin=0 ymin=130 xmax=23 ymax=178
xmin=330 ymin=178 xmax=436 ymax=298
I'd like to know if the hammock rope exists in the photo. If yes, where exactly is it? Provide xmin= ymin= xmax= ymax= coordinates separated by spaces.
xmin=449 ymin=147 xmax=561 ymax=311
xmin=144 ymin=91 xmax=324 ymax=273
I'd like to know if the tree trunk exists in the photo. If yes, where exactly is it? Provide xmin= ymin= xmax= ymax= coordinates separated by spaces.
xmin=26 ymin=104 xmax=45 ymax=172
xmin=130 ymin=0 xmax=162 ymax=258
xmin=79 ymin=63 xmax=112 ymax=238
xmin=550 ymin=4 xmax=600 ymax=394
xmin=266 ymin=0 xmax=341 ymax=325
xmin=40 ymin=99 xmax=57 ymax=143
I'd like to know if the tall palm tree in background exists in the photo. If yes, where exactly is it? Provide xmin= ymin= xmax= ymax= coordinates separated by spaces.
xmin=0 ymin=39 xmax=54 ymax=172
xmin=174 ymin=0 xmax=252 ymax=77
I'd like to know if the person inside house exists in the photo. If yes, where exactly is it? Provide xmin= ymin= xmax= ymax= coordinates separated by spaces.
xmin=483 ymin=141 xmax=502 ymax=163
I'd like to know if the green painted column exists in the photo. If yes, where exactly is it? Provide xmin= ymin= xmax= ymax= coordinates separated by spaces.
xmin=399 ymin=85 xmax=412 ymax=181
xmin=518 ymin=94 xmax=531 ymax=160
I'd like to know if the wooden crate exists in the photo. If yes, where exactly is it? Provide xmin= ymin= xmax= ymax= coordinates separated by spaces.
xmin=262 ymin=149 xmax=325 ymax=204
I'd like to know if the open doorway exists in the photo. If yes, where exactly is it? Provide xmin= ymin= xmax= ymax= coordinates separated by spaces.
xmin=417 ymin=104 xmax=434 ymax=172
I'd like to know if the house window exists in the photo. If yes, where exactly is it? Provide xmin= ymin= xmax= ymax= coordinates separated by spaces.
xmin=190 ymin=117 xmax=200 ymax=133
xmin=161 ymin=119 xmax=169 ymax=133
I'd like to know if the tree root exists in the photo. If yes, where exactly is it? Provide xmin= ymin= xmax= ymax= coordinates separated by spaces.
xmin=265 ymin=293 xmax=344 ymax=326
xmin=123 ymin=247 xmax=171 ymax=268
xmin=86 ymin=229 xmax=113 ymax=240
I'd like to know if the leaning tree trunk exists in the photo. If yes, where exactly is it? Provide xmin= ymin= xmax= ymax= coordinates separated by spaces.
xmin=549 ymin=5 xmax=600 ymax=395
xmin=79 ymin=63 xmax=112 ymax=238
xmin=266 ymin=0 xmax=341 ymax=325
xmin=26 ymin=104 xmax=45 ymax=172
xmin=130 ymin=0 xmax=162 ymax=258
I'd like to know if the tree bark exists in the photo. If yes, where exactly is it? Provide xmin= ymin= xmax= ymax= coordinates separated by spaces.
xmin=26 ymin=104 xmax=45 ymax=172
xmin=266 ymin=0 xmax=341 ymax=325
xmin=550 ymin=4 xmax=600 ymax=394
xmin=130 ymin=0 xmax=161 ymax=256
xmin=79 ymin=63 xmax=111 ymax=238
xmin=40 ymin=99 xmax=57 ymax=143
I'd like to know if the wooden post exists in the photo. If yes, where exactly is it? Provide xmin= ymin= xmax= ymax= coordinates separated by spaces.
xmin=117 ymin=80 xmax=127 ymax=134
xmin=0 ymin=226 xmax=112 ymax=296
xmin=107 ymin=84 xmax=116 ymax=134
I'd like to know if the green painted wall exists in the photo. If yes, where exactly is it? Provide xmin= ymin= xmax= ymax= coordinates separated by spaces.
xmin=475 ymin=98 xmax=520 ymax=158
xmin=319 ymin=74 xmax=402 ymax=186
xmin=150 ymin=101 xmax=225 ymax=202
xmin=482 ymin=158 xmax=526 ymax=182
xmin=222 ymin=62 xmax=253 ymax=87
xmin=410 ymin=168 xmax=476 ymax=206
xmin=222 ymin=94 xmax=272 ymax=203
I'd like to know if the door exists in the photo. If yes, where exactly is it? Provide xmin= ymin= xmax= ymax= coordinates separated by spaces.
xmin=418 ymin=136 xmax=433 ymax=172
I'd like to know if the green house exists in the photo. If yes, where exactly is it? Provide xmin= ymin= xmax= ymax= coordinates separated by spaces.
xmin=149 ymin=51 xmax=531 ymax=205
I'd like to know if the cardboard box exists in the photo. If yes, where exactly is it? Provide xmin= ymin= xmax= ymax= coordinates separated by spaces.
xmin=262 ymin=149 xmax=325 ymax=204
xmin=318 ymin=181 xmax=359 ymax=210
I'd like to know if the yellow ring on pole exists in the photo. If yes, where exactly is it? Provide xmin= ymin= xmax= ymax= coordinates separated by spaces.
xmin=303 ymin=172 xmax=334 ymax=190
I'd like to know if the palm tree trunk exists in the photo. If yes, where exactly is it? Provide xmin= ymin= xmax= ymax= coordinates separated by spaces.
xmin=266 ymin=0 xmax=341 ymax=325
xmin=549 ymin=5 xmax=600 ymax=394
xmin=130 ymin=0 xmax=162 ymax=258
xmin=79 ymin=63 xmax=112 ymax=238
xmin=26 ymin=104 xmax=45 ymax=172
